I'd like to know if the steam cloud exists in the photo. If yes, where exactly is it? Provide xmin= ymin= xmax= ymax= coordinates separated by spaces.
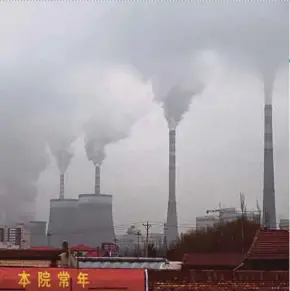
xmin=79 ymin=65 xmax=152 ymax=167
xmin=47 ymin=136 xmax=75 ymax=175
xmin=150 ymin=57 xmax=205 ymax=129
xmin=263 ymin=70 xmax=276 ymax=106
xmin=84 ymin=2 xmax=286 ymax=127
xmin=0 ymin=1 xmax=287 ymax=224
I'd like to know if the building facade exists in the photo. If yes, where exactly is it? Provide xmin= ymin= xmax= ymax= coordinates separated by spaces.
xmin=279 ymin=219 xmax=289 ymax=230
xmin=0 ymin=223 xmax=30 ymax=249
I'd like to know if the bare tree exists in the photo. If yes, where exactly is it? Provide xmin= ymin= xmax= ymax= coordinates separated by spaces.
xmin=239 ymin=192 xmax=246 ymax=253
xmin=240 ymin=192 xmax=246 ymax=219
xmin=256 ymin=199 xmax=262 ymax=226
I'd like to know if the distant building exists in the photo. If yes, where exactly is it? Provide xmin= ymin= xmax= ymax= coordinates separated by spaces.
xmin=279 ymin=219 xmax=289 ymax=230
xmin=117 ymin=226 xmax=163 ymax=256
xmin=48 ymin=194 xmax=115 ymax=247
xmin=197 ymin=208 xmax=260 ymax=230
xmin=0 ymin=223 xmax=30 ymax=249
xmin=196 ymin=215 xmax=218 ymax=230
xmin=219 ymin=208 xmax=241 ymax=223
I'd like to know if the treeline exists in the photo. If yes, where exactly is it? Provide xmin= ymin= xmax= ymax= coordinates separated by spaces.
xmin=167 ymin=219 xmax=260 ymax=260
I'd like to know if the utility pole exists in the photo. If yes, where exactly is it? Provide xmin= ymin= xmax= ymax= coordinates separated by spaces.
xmin=239 ymin=192 xmax=246 ymax=253
xmin=163 ymin=223 xmax=167 ymax=258
xmin=142 ymin=221 xmax=151 ymax=257
xmin=256 ymin=199 xmax=262 ymax=226
xmin=47 ymin=232 xmax=51 ymax=247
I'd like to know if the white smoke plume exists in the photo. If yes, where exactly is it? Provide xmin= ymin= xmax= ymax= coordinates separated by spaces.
xmin=81 ymin=2 xmax=286 ymax=128
xmin=47 ymin=136 xmax=75 ymax=175
xmin=0 ymin=1 xmax=287 ymax=224
xmin=262 ymin=70 xmax=276 ymax=106
xmin=151 ymin=55 xmax=206 ymax=129
xmin=0 ymin=2 xmax=100 ymax=224
xmin=66 ymin=63 xmax=153 ymax=166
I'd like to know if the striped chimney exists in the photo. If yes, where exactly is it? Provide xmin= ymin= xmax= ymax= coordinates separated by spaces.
xmin=59 ymin=174 xmax=65 ymax=199
xmin=262 ymin=104 xmax=276 ymax=228
xmin=95 ymin=165 xmax=101 ymax=195
xmin=165 ymin=128 xmax=179 ymax=244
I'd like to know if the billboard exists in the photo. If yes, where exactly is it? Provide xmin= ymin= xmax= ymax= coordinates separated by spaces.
xmin=0 ymin=268 xmax=146 ymax=291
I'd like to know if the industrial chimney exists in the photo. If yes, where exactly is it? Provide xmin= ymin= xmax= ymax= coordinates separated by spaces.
xmin=262 ymin=103 xmax=276 ymax=228
xmin=59 ymin=173 xmax=65 ymax=199
xmin=95 ymin=165 xmax=100 ymax=195
xmin=165 ymin=127 xmax=179 ymax=244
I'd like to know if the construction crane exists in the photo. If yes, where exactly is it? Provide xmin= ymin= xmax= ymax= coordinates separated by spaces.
xmin=206 ymin=203 xmax=222 ymax=214
xmin=206 ymin=209 xmax=221 ymax=214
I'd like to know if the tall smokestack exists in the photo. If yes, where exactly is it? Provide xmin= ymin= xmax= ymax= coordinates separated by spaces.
xmin=165 ymin=128 xmax=179 ymax=244
xmin=262 ymin=103 xmax=276 ymax=228
xmin=95 ymin=165 xmax=100 ymax=195
xmin=59 ymin=174 xmax=64 ymax=199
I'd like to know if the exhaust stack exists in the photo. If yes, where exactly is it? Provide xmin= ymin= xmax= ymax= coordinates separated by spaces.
xmin=262 ymin=104 xmax=276 ymax=228
xmin=95 ymin=165 xmax=100 ymax=195
xmin=59 ymin=174 xmax=64 ymax=199
xmin=165 ymin=128 xmax=179 ymax=244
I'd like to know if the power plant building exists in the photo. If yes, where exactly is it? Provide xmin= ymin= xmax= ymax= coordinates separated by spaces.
xmin=47 ymin=194 xmax=115 ymax=248
xmin=29 ymin=221 xmax=47 ymax=247
xmin=47 ymin=198 xmax=78 ymax=247
xmin=76 ymin=194 xmax=115 ymax=247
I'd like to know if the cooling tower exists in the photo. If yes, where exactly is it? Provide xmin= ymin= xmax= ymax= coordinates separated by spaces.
xmin=29 ymin=221 xmax=47 ymax=247
xmin=262 ymin=104 xmax=276 ymax=228
xmin=59 ymin=173 xmax=65 ymax=199
xmin=165 ymin=129 xmax=179 ymax=245
xmin=77 ymin=194 xmax=115 ymax=247
xmin=47 ymin=199 xmax=78 ymax=247
xmin=95 ymin=165 xmax=100 ymax=195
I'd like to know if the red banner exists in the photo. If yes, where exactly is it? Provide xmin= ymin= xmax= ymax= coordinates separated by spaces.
xmin=0 ymin=267 xmax=145 ymax=291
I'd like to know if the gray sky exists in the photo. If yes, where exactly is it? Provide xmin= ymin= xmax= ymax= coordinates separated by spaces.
xmin=0 ymin=2 xmax=288 ymax=233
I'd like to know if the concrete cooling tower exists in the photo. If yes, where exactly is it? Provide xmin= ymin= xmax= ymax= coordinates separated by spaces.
xmin=47 ymin=199 xmax=78 ymax=247
xmin=29 ymin=221 xmax=47 ymax=247
xmin=77 ymin=194 xmax=115 ymax=247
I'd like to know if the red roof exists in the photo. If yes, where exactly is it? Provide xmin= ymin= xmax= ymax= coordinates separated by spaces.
xmin=246 ymin=229 xmax=289 ymax=260
xmin=182 ymin=253 xmax=244 ymax=267
xmin=29 ymin=246 xmax=57 ymax=250
xmin=71 ymin=244 xmax=93 ymax=251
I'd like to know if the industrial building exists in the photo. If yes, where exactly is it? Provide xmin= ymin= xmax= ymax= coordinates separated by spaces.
xmin=196 ymin=215 xmax=218 ymax=230
xmin=117 ymin=226 xmax=163 ymax=256
xmin=29 ymin=221 xmax=47 ymax=247
xmin=47 ymin=194 xmax=115 ymax=248
xmin=0 ymin=222 xmax=32 ymax=249
xmin=76 ymin=193 xmax=115 ymax=247
xmin=47 ymin=198 xmax=78 ymax=247
xmin=279 ymin=219 xmax=289 ymax=230
xmin=196 ymin=208 xmax=260 ymax=230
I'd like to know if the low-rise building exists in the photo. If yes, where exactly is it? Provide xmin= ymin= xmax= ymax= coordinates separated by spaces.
xmin=196 ymin=215 xmax=218 ymax=230
xmin=279 ymin=219 xmax=289 ymax=230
